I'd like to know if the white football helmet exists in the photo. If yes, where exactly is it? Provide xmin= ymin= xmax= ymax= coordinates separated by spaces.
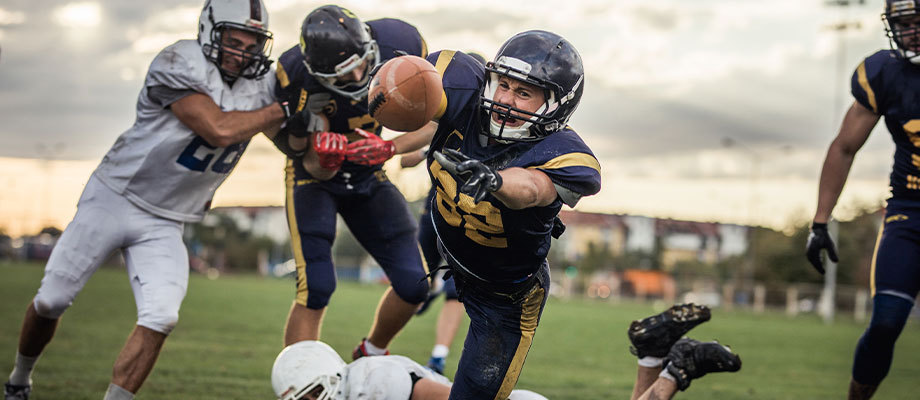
xmin=197 ymin=0 xmax=273 ymax=81
xmin=272 ymin=341 xmax=346 ymax=400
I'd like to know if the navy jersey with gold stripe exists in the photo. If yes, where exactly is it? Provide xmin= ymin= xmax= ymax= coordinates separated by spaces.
xmin=275 ymin=18 xmax=427 ymax=185
xmin=852 ymin=50 xmax=920 ymax=201
xmin=425 ymin=50 xmax=602 ymax=282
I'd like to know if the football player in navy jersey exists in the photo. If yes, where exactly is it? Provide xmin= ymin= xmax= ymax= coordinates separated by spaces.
xmin=413 ymin=31 xmax=601 ymax=399
xmin=806 ymin=1 xmax=920 ymax=398
xmin=270 ymin=5 xmax=435 ymax=358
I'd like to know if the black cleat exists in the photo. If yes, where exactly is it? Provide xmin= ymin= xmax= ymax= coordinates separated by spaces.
xmin=665 ymin=338 xmax=741 ymax=391
xmin=4 ymin=382 xmax=30 ymax=400
xmin=628 ymin=303 xmax=711 ymax=358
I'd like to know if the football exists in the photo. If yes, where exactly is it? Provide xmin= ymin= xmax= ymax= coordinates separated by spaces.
xmin=367 ymin=55 xmax=443 ymax=132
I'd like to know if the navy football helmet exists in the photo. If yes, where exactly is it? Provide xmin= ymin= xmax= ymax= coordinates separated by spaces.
xmin=884 ymin=0 xmax=920 ymax=63
xmin=198 ymin=0 xmax=273 ymax=82
xmin=480 ymin=30 xmax=585 ymax=142
xmin=300 ymin=5 xmax=380 ymax=99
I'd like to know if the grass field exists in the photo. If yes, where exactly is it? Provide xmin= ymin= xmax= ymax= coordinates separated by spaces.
xmin=1 ymin=262 xmax=919 ymax=399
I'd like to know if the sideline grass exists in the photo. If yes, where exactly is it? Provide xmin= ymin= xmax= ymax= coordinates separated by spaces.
xmin=1 ymin=262 xmax=919 ymax=399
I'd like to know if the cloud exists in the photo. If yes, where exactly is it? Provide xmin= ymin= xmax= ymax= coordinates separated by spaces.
xmin=0 ymin=8 xmax=26 ymax=25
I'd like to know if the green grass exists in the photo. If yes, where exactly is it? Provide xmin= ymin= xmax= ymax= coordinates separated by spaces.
xmin=1 ymin=261 xmax=919 ymax=399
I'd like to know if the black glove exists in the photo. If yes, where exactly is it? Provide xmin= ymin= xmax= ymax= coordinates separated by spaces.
xmin=269 ymin=128 xmax=306 ymax=159
xmin=432 ymin=149 xmax=503 ymax=203
xmin=805 ymin=222 xmax=838 ymax=275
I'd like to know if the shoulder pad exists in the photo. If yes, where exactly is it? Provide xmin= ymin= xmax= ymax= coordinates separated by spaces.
xmin=145 ymin=39 xmax=211 ymax=93
xmin=851 ymin=50 xmax=898 ymax=114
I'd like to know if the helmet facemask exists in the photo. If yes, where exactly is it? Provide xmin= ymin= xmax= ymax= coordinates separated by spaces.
xmin=480 ymin=56 xmax=575 ymax=143
xmin=303 ymin=37 xmax=379 ymax=100
xmin=203 ymin=22 xmax=274 ymax=82
xmin=884 ymin=1 xmax=920 ymax=64
xmin=278 ymin=373 xmax=342 ymax=400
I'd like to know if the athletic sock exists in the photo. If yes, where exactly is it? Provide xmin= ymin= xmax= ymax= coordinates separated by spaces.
xmin=658 ymin=368 xmax=676 ymax=382
xmin=431 ymin=344 xmax=449 ymax=358
xmin=638 ymin=356 xmax=663 ymax=368
xmin=364 ymin=339 xmax=388 ymax=356
xmin=8 ymin=353 xmax=39 ymax=386
xmin=103 ymin=383 xmax=135 ymax=400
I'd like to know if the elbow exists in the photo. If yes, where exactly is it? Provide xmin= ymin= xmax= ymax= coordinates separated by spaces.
xmin=203 ymin=128 xmax=238 ymax=148
xmin=501 ymin=186 xmax=540 ymax=210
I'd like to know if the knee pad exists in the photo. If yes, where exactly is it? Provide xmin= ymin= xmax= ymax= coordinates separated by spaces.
xmin=33 ymin=274 xmax=79 ymax=319
xmin=391 ymin=275 xmax=429 ymax=305
xmin=136 ymin=283 xmax=186 ymax=335
xmin=137 ymin=304 xmax=180 ymax=335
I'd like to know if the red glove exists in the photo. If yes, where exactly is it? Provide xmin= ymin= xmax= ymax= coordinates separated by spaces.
xmin=312 ymin=131 xmax=349 ymax=170
xmin=345 ymin=128 xmax=396 ymax=166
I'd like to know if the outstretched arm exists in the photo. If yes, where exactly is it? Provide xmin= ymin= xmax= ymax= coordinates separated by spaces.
xmin=813 ymin=101 xmax=879 ymax=223
xmin=492 ymin=168 xmax=558 ymax=210
xmin=171 ymin=93 xmax=286 ymax=148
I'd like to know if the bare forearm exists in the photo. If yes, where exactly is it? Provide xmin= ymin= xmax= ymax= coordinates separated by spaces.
xmin=212 ymin=102 xmax=285 ymax=146
xmin=493 ymin=168 xmax=555 ymax=209
xmin=814 ymin=142 xmax=855 ymax=223
xmin=392 ymin=121 xmax=437 ymax=154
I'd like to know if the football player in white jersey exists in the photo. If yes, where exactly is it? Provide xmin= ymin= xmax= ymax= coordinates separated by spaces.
xmin=3 ymin=1 xmax=289 ymax=399
xmin=270 ymin=304 xmax=742 ymax=400
xmin=271 ymin=341 xmax=548 ymax=400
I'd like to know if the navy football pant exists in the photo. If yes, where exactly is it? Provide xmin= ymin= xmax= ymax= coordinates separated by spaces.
xmin=851 ymin=202 xmax=920 ymax=385
xmin=448 ymin=263 xmax=549 ymax=400
xmin=287 ymin=176 xmax=428 ymax=309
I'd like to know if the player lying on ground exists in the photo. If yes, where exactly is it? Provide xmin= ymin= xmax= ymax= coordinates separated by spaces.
xmin=268 ymin=303 xmax=740 ymax=400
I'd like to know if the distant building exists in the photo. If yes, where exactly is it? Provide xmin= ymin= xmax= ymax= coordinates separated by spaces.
xmin=557 ymin=210 xmax=749 ymax=269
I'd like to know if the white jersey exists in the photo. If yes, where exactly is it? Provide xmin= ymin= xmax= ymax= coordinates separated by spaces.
xmin=335 ymin=356 xmax=546 ymax=400
xmin=338 ymin=356 xmax=450 ymax=400
xmin=93 ymin=39 xmax=275 ymax=222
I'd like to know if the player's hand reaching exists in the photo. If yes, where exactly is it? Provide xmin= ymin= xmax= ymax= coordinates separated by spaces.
xmin=344 ymin=128 xmax=396 ymax=166
xmin=313 ymin=131 xmax=349 ymax=170
xmin=432 ymin=149 xmax=503 ymax=203
xmin=805 ymin=222 xmax=838 ymax=275
xmin=278 ymin=92 xmax=331 ymax=137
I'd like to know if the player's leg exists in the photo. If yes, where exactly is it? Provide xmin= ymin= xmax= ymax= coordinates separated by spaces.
xmin=627 ymin=303 xmax=711 ymax=400
xmin=416 ymin=192 xmax=444 ymax=317
xmin=341 ymin=180 xmax=428 ymax=355
xmin=283 ymin=181 xmax=340 ymax=345
xmin=636 ymin=378 xmax=679 ymax=400
xmin=639 ymin=338 xmax=741 ymax=398
xmin=6 ymin=176 xmax=124 ymax=397
xmin=449 ymin=264 xmax=549 ymax=400
xmin=108 ymin=211 xmax=189 ymax=397
xmin=848 ymin=214 xmax=920 ymax=400
xmin=428 ymin=279 xmax=463 ymax=374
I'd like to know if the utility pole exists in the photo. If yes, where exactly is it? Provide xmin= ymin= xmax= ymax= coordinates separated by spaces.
xmin=818 ymin=0 xmax=864 ymax=324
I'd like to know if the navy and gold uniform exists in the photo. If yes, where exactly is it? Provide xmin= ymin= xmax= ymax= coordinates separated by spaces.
xmin=424 ymin=49 xmax=600 ymax=399
xmin=848 ymin=46 xmax=920 ymax=387
xmin=275 ymin=18 xmax=429 ymax=309
xmin=851 ymin=49 xmax=920 ymax=301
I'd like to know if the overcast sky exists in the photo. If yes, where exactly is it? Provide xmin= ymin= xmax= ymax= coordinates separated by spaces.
xmin=0 ymin=0 xmax=899 ymax=234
